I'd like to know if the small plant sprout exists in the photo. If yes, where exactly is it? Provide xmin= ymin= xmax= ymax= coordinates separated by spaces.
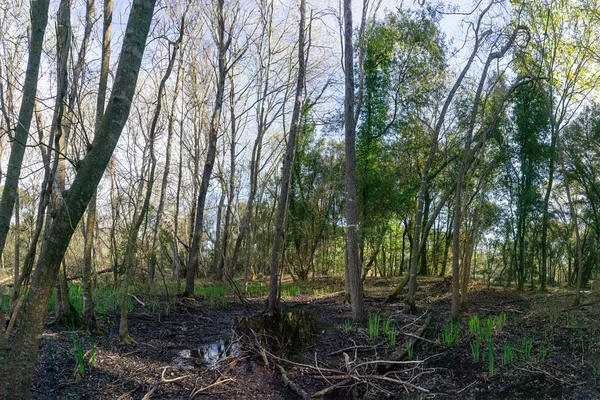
xmin=468 ymin=315 xmax=480 ymax=334
xmin=537 ymin=342 xmax=549 ymax=363
xmin=90 ymin=337 xmax=97 ymax=368
xmin=470 ymin=338 xmax=481 ymax=362
xmin=488 ymin=340 xmax=494 ymax=376
xmin=503 ymin=344 xmax=514 ymax=366
xmin=405 ymin=338 xmax=413 ymax=359
xmin=383 ymin=317 xmax=393 ymax=335
xmin=387 ymin=329 xmax=397 ymax=348
xmin=494 ymin=313 xmax=507 ymax=329
xmin=343 ymin=319 xmax=352 ymax=334
xmin=442 ymin=318 xmax=460 ymax=347
xmin=521 ymin=334 xmax=534 ymax=360
xmin=72 ymin=334 xmax=85 ymax=378
xmin=368 ymin=313 xmax=381 ymax=341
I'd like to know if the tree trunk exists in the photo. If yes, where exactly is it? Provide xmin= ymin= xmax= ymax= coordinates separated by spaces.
xmin=82 ymin=0 xmax=110 ymax=329
xmin=149 ymin=19 xmax=185 ymax=283
xmin=0 ymin=0 xmax=50 ymax=257
xmin=184 ymin=0 xmax=230 ymax=297
xmin=267 ymin=0 xmax=306 ymax=314
xmin=51 ymin=0 xmax=82 ymax=327
xmin=343 ymin=0 xmax=365 ymax=322
xmin=13 ymin=192 xmax=19 ymax=287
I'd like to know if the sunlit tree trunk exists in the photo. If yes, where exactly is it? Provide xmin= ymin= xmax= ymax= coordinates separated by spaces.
xmin=185 ymin=0 xmax=230 ymax=297
xmin=267 ymin=0 xmax=306 ymax=314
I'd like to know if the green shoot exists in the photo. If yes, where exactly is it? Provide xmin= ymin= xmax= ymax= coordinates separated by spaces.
xmin=442 ymin=318 xmax=460 ymax=347
xmin=405 ymin=338 xmax=413 ymax=358
xmin=488 ymin=340 xmax=494 ymax=376
xmin=368 ymin=313 xmax=380 ymax=341
xmin=503 ymin=344 xmax=514 ymax=366
xmin=72 ymin=334 xmax=85 ymax=378
xmin=521 ymin=334 xmax=534 ymax=360
xmin=470 ymin=338 xmax=481 ymax=362
xmin=343 ymin=319 xmax=352 ymax=334
xmin=383 ymin=317 xmax=393 ymax=335
xmin=387 ymin=329 xmax=396 ymax=348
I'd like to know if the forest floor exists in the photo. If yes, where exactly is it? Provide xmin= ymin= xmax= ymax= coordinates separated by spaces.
xmin=7 ymin=275 xmax=600 ymax=399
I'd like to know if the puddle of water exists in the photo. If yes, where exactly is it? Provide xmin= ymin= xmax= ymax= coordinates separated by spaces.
xmin=177 ymin=338 xmax=239 ymax=369
xmin=235 ymin=310 xmax=324 ymax=358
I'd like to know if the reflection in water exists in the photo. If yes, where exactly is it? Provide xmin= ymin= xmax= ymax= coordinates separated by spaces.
xmin=235 ymin=310 xmax=324 ymax=358
xmin=177 ymin=339 xmax=239 ymax=369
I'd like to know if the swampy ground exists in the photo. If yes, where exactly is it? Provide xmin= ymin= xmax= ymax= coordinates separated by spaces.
xmin=19 ymin=276 xmax=600 ymax=399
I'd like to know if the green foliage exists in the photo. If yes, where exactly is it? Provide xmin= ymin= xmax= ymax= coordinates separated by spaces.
xmin=387 ymin=329 xmax=397 ymax=348
xmin=521 ymin=334 xmax=534 ymax=360
xmin=503 ymin=344 xmax=515 ymax=366
xmin=470 ymin=338 xmax=481 ymax=362
xmin=343 ymin=319 xmax=352 ymax=334
xmin=72 ymin=334 xmax=85 ymax=378
xmin=247 ymin=281 xmax=267 ymax=297
xmin=442 ymin=318 xmax=460 ymax=347
xmin=488 ymin=340 xmax=494 ymax=376
xmin=368 ymin=313 xmax=381 ymax=341
xmin=383 ymin=317 xmax=393 ymax=335
xmin=405 ymin=338 xmax=413 ymax=358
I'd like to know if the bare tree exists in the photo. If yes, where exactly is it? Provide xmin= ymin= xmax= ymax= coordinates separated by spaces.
xmin=267 ymin=0 xmax=306 ymax=314
xmin=184 ymin=0 xmax=235 ymax=297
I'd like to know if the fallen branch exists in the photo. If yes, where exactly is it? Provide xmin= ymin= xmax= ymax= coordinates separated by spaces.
xmin=311 ymin=379 xmax=352 ymax=398
xmin=190 ymin=377 xmax=234 ymax=397
xmin=314 ymin=374 xmax=429 ymax=393
xmin=275 ymin=363 xmax=310 ymax=400
xmin=142 ymin=367 xmax=191 ymax=400
xmin=561 ymin=298 xmax=600 ymax=312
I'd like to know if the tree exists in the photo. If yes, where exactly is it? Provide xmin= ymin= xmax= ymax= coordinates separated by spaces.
xmin=267 ymin=0 xmax=306 ymax=314
xmin=184 ymin=0 xmax=234 ymax=297
xmin=343 ymin=0 xmax=365 ymax=322
xmin=0 ymin=0 xmax=50 ymax=259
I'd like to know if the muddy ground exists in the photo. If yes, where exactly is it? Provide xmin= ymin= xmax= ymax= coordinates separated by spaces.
xmin=23 ymin=276 xmax=600 ymax=399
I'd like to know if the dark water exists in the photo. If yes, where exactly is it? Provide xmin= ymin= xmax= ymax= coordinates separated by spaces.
xmin=235 ymin=310 xmax=325 ymax=358
xmin=177 ymin=338 xmax=239 ymax=369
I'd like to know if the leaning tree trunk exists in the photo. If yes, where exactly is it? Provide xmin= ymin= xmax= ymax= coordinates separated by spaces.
xmin=0 ymin=0 xmax=50 ymax=258
xmin=13 ymin=193 xmax=19 ymax=288
xmin=0 ymin=0 xmax=155 ymax=396
xmin=267 ymin=0 xmax=306 ymax=315
xmin=184 ymin=0 xmax=230 ymax=297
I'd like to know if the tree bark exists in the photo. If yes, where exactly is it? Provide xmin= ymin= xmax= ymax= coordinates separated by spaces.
xmin=267 ymin=0 xmax=306 ymax=314
xmin=343 ymin=0 xmax=365 ymax=322
xmin=0 ymin=0 xmax=51 ymax=258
